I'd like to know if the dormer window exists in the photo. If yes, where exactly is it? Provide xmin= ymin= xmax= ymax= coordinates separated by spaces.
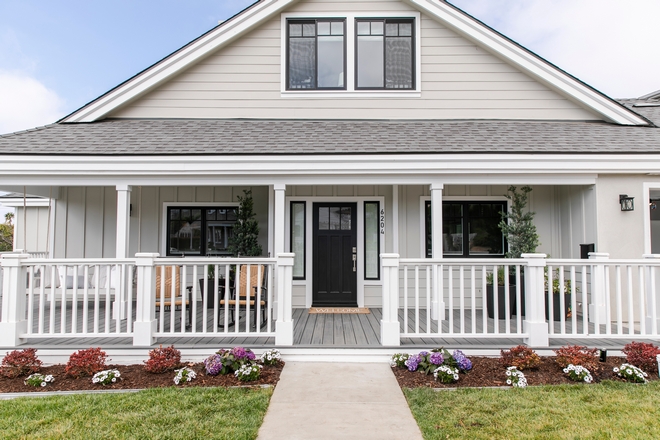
xmin=287 ymin=19 xmax=346 ymax=90
xmin=356 ymin=19 xmax=414 ymax=89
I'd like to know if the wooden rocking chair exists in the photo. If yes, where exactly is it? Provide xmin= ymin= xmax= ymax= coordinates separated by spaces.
xmin=221 ymin=264 xmax=268 ymax=328
xmin=155 ymin=265 xmax=192 ymax=328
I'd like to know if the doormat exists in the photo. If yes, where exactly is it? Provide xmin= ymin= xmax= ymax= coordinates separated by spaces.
xmin=309 ymin=307 xmax=370 ymax=314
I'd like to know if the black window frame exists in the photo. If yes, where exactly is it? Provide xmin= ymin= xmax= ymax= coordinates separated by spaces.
xmin=166 ymin=206 xmax=238 ymax=257
xmin=286 ymin=18 xmax=347 ymax=91
xmin=355 ymin=17 xmax=416 ymax=90
xmin=290 ymin=201 xmax=307 ymax=280
xmin=364 ymin=201 xmax=381 ymax=280
xmin=425 ymin=201 xmax=507 ymax=258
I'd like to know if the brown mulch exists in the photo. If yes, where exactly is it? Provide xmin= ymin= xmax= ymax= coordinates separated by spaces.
xmin=0 ymin=361 xmax=284 ymax=394
xmin=393 ymin=356 xmax=658 ymax=388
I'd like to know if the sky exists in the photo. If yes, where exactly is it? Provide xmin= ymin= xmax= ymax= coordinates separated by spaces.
xmin=1 ymin=0 xmax=659 ymax=217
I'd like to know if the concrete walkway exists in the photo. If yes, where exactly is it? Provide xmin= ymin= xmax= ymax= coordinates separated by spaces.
xmin=257 ymin=362 xmax=423 ymax=440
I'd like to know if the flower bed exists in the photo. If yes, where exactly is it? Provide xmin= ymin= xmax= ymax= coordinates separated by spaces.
xmin=0 ymin=347 xmax=284 ymax=394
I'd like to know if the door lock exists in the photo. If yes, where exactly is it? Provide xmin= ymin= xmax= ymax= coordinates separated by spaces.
xmin=352 ymin=254 xmax=357 ymax=272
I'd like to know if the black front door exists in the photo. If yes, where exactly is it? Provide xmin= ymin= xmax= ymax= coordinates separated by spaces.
xmin=312 ymin=203 xmax=357 ymax=306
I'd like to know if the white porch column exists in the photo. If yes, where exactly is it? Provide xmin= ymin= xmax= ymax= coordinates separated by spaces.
xmin=589 ymin=252 xmax=609 ymax=324
xmin=0 ymin=251 xmax=30 ymax=347
xmin=273 ymin=184 xmax=286 ymax=257
xmin=430 ymin=183 xmax=444 ymax=320
xmin=275 ymin=252 xmax=295 ymax=346
xmin=643 ymin=254 xmax=660 ymax=334
xmin=522 ymin=253 xmax=549 ymax=347
xmin=115 ymin=185 xmax=132 ymax=259
xmin=381 ymin=253 xmax=401 ymax=346
xmin=133 ymin=252 xmax=158 ymax=347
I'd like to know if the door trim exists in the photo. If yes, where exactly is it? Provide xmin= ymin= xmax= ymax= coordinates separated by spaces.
xmin=286 ymin=195 xmax=385 ymax=308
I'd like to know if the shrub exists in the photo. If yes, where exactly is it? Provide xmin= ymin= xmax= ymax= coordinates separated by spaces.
xmin=563 ymin=364 xmax=593 ymax=383
xmin=433 ymin=365 xmax=459 ymax=384
xmin=92 ymin=369 xmax=121 ymax=385
xmin=65 ymin=347 xmax=108 ymax=378
xmin=500 ymin=345 xmax=541 ymax=370
xmin=622 ymin=341 xmax=660 ymax=374
xmin=144 ymin=345 xmax=182 ymax=373
xmin=234 ymin=363 xmax=262 ymax=382
xmin=204 ymin=354 xmax=227 ymax=376
xmin=505 ymin=366 xmax=527 ymax=388
xmin=1 ymin=348 xmax=42 ymax=378
xmin=260 ymin=349 xmax=281 ymax=366
xmin=24 ymin=373 xmax=54 ymax=387
xmin=614 ymin=363 xmax=648 ymax=384
xmin=553 ymin=345 xmax=599 ymax=372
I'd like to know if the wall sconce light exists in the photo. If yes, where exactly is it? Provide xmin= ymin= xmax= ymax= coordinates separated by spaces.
xmin=619 ymin=195 xmax=634 ymax=211
xmin=651 ymin=199 xmax=659 ymax=210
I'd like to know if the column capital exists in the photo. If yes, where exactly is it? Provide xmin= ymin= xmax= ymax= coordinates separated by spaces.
xmin=116 ymin=184 xmax=132 ymax=192
xmin=273 ymin=183 xmax=286 ymax=191
xmin=430 ymin=183 xmax=444 ymax=191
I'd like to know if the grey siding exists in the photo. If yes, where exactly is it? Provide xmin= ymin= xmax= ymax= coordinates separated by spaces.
xmin=110 ymin=0 xmax=598 ymax=121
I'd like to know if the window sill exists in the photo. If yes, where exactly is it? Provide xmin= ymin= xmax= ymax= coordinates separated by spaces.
xmin=281 ymin=90 xmax=421 ymax=99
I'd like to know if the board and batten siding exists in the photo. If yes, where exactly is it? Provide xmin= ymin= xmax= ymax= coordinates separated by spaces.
xmin=51 ymin=186 xmax=270 ymax=259
xmin=13 ymin=206 xmax=50 ymax=253
xmin=109 ymin=0 xmax=599 ymax=121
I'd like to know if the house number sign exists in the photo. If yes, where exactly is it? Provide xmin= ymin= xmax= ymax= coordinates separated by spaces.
xmin=380 ymin=209 xmax=385 ymax=234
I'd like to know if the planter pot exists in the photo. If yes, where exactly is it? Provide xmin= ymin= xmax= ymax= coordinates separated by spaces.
xmin=199 ymin=278 xmax=228 ymax=310
xmin=486 ymin=284 xmax=517 ymax=319
xmin=545 ymin=292 xmax=571 ymax=321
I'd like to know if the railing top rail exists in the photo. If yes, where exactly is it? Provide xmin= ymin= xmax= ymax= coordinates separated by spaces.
xmin=19 ymin=258 xmax=135 ymax=265
xmin=399 ymin=258 xmax=529 ymax=265
xmin=155 ymin=257 xmax=277 ymax=264
xmin=547 ymin=258 xmax=660 ymax=266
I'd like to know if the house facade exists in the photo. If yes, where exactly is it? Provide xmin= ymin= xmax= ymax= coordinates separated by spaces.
xmin=2 ymin=0 xmax=660 ymax=351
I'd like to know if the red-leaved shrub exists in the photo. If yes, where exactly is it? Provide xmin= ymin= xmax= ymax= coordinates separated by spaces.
xmin=144 ymin=345 xmax=182 ymax=373
xmin=65 ymin=347 xmax=108 ymax=378
xmin=500 ymin=345 xmax=541 ymax=370
xmin=553 ymin=345 xmax=599 ymax=372
xmin=1 ymin=348 xmax=42 ymax=378
xmin=623 ymin=341 xmax=660 ymax=374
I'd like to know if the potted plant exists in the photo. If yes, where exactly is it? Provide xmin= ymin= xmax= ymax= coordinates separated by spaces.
xmin=544 ymin=268 xmax=575 ymax=321
xmin=487 ymin=186 xmax=540 ymax=318
xmin=486 ymin=268 xmax=518 ymax=319
xmin=228 ymin=189 xmax=263 ymax=258
xmin=200 ymin=264 xmax=231 ymax=310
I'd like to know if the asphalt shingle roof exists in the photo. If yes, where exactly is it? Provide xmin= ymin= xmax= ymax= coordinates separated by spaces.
xmin=0 ymin=117 xmax=659 ymax=156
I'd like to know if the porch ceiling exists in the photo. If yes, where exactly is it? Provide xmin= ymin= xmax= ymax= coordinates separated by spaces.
xmin=1 ymin=117 xmax=659 ymax=156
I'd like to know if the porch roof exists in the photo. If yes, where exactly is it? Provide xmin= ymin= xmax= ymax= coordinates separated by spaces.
xmin=0 ymin=116 xmax=659 ymax=156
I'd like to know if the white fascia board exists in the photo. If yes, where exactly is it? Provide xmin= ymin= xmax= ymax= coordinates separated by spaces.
xmin=405 ymin=0 xmax=649 ymax=126
xmin=0 ymin=198 xmax=50 ymax=207
xmin=1 ymin=154 xmax=660 ymax=185
xmin=62 ymin=0 xmax=300 ymax=123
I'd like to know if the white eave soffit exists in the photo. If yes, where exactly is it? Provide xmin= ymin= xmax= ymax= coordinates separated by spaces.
xmin=62 ymin=0 xmax=648 ymax=126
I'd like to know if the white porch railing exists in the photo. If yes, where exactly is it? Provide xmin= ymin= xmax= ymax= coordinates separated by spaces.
xmin=0 ymin=252 xmax=295 ymax=347
xmin=381 ymin=253 xmax=660 ymax=346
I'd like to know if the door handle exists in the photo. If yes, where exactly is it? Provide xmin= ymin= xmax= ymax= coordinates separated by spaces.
xmin=352 ymin=254 xmax=357 ymax=272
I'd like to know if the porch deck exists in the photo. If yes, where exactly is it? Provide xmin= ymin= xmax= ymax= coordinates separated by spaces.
xmin=2 ymin=300 xmax=652 ymax=352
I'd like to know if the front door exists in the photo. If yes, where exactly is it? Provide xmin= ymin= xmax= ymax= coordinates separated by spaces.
xmin=312 ymin=203 xmax=358 ymax=306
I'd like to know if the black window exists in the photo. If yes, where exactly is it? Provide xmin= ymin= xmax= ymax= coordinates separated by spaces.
xmin=425 ymin=201 xmax=506 ymax=258
xmin=356 ymin=18 xmax=414 ymax=89
xmin=287 ymin=19 xmax=346 ymax=90
xmin=167 ymin=206 xmax=237 ymax=256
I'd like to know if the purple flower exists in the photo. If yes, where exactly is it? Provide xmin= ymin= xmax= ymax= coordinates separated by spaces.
xmin=452 ymin=350 xmax=472 ymax=372
xmin=419 ymin=351 xmax=429 ymax=357
xmin=246 ymin=350 xmax=256 ymax=361
xmin=405 ymin=355 xmax=420 ymax=372
xmin=204 ymin=354 xmax=224 ymax=376
xmin=429 ymin=352 xmax=444 ymax=365
xmin=232 ymin=347 xmax=247 ymax=360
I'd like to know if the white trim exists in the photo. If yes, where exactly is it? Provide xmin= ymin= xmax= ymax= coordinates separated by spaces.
xmin=643 ymin=182 xmax=660 ymax=254
xmin=160 ymin=201 xmax=239 ymax=257
xmin=404 ymin=0 xmax=647 ymax=126
xmin=0 ymin=198 xmax=50 ymax=207
xmin=59 ymin=0 xmax=646 ymax=125
xmin=286 ymin=195 xmax=385 ymax=308
xmin=280 ymin=11 xmax=422 ymax=95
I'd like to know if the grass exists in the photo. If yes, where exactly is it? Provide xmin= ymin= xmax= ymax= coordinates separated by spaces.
xmin=0 ymin=386 xmax=272 ymax=439
xmin=405 ymin=380 xmax=660 ymax=439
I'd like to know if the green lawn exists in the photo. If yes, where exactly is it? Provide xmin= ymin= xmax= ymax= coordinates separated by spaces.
xmin=0 ymin=386 xmax=272 ymax=439
xmin=405 ymin=381 xmax=660 ymax=439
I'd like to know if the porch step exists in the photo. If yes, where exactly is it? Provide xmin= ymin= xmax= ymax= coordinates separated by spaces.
xmin=257 ymin=362 xmax=423 ymax=440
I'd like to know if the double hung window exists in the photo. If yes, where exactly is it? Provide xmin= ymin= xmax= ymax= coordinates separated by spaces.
xmin=425 ymin=201 xmax=506 ymax=258
xmin=287 ymin=19 xmax=346 ymax=90
xmin=167 ymin=206 xmax=237 ymax=256
xmin=356 ymin=19 xmax=414 ymax=89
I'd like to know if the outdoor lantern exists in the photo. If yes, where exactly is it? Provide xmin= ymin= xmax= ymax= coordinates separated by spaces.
xmin=619 ymin=195 xmax=634 ymax=211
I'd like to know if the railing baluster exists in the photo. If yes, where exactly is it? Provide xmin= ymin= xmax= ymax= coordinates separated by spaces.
xmin=448 ymin=266 xmax=454 ymax=334
xmin=492 ymin=265 xmax=498 ymax=334
xmin=471 ymin=266 xmax=476 ymax=334
xmin=438 ymin=264 xmax=444 ymax=335
xmin=639 ymin=266 xmax=646 ymax=335
xmin=246 ymin=265 xmax=252 ymax=334
xmin=72 ymin=265 xmax=78 ymax=334
xmin=615 ymin=266 xmax=622 ymax=335
xmin=605 ymin=266 xmax=612 ymax=335
xmin=27 ymin=267 xmax=34 ymax=334
xmin=459 ymin=265 xmax=465 ymax=334
xmin=403 ymin=265 xmax=408 ymax=335
xmin=38 ymin=267 xmax=45 ymax=334
xmin=192 ymin=265 xmax=198 ymax=333
xmin=159 ymin=265 xmax=165 ymax=333
xmin=181 ymin=264 xmax=187 ymax=333
xmin=49 ymin=266 xmax=56 ymax=334
xmin=481 ymin=266 xmax=487 ymax=335
xmin=651 ymin=264 xmax=658 ymax=335
xmin=104 ymin=265 xmax=111 ymax=334
xmin=515 ymin=265 xmax=522 ymax=334
xmin=627 ymin=265 xmax=634 ymax=335
xmin=547 ymin=265 xmax=554 ymax=334
xmin=581 ymin=265 xmax=588 ymax=335
xmin=504 ymin=264 xmax=510 ymax=335
xmin=570 ymin=266 xmax=577 ymax=335
xmin=60 ymin=266 xmax=67 ymax=334
xmin=558 ymin=266 xmax=565 ymax=334
xmin=414 ymin=265 xmax=419 ymax=334
xmin=266 ymin=263 xmax=273 ymax=333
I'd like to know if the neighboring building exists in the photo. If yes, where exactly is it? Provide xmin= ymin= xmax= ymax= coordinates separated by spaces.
xmin=1 ymin=0 xmax=659 ymax=313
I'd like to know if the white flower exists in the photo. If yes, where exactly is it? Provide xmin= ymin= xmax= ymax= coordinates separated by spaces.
xmin=506 ymin=371 xmax=511 ymax=376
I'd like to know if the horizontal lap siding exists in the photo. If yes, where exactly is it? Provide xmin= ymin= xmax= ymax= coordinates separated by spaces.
xmin=110 ymin=0 xmax=598 ymax=121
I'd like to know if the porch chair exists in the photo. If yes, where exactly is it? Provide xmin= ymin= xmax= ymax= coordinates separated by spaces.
xmin=220 ymin=264 xmax=268 ymax=328
xmin=155 ymin=265 xmax=192 ymax=329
